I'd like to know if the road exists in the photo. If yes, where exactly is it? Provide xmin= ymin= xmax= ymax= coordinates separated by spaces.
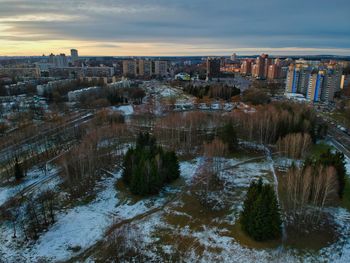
xmin=316 ymin=113 xmax=350 ymax=159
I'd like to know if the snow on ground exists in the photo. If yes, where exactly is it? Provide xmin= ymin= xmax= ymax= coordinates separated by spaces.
xmin=345 ymin=155 xmax=350 ymax=176
xmin=118 ymin=157 xmax=299 ymax=263
xmin=179 ymin=157 xmax=205 ymax=184
xmin=0 ymin=165 xmax=59 ymax=206
xmin=1 ymin=170 xmax=168 ymax=262
xmin=123 ymin=156 xmax=350 ymax=263
xmin=111 ymin=105 xmax=134 ymax=115
xmin=160 ymin=87 xmax=177 ymax=97
xmin=2 ymin=151 xmax=350 ymax=262
xmin=219 ymin=160 xmax=272 ymax=188
xmin=0 ymin=158 xmax=203 ymax=262
xmin=274 ymin=157 xmax=303 ymax=170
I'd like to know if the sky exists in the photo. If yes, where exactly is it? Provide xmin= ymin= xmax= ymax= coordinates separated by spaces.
xmin=0 ymin=0 xmax=349 ymax=56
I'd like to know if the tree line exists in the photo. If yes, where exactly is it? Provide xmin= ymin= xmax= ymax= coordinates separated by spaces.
xmin=183 ymin=84 xmax=240 ymax=100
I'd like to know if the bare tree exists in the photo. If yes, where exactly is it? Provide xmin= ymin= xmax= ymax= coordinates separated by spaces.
xmin=284 ymin=164 xmax=338 ymax=228
xmin=277 ymin=133 xmax=312 ymax=159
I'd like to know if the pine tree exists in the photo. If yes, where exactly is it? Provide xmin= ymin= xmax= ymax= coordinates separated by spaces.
xmin=218 ymin=123 xmax=237 ymax=153
xmin=162 ymin=151 xmax=180 ymax=183
xmin=122 ymin=133 xmax=180 ymax=196
xmin=240 ymin=178 xmax=282 ymax=241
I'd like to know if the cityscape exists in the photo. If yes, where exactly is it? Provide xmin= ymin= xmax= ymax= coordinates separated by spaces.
xmin=0 ymin=0 xmax=350 ymax=262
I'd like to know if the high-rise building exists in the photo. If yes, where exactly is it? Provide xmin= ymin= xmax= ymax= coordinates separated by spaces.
xmin=264 ymin=58 xmax=273 ymax=79
xmin=123 ymin=59 xmax=168 ymax=77
xmin=306 ymin=71 xmax=324 ymax=102
xmin=252 ymin=54 xmax=267 ymax=79
xmin=303 ymin=68 xmax=342 ymax=102
xmin=71 ymin=49 xmax=79 ymax=63
xmin=299 ymin=68 xmax=312 ymax=94
xmin=154 ymin=60 xmax=168 ymax=77
xmin=285 ymin=64 xmax=311 ymax=94
xmin=285 ymin=65 xmax=299 ymax=93
xmin=206 ymin=57 xmax=221 ymax=78
xmin=122 ymin=60 xmax=137 ymax=76
xmin=241 ymin=60 xmax=252 ymax=75
xmin=267 ymin=64 xmax=278 ymax=80
xmin=53 ymin=54 xmax=68 ymax=68
xmin=231 ymin=53 xmax=237 ymax=61
xmin=320 ymin=69 xmax=342 ymax=102
xmin=138 ymin=60 xmax=153 ymax=76
xmin=48 ymin=53 xmax=55 ymax=64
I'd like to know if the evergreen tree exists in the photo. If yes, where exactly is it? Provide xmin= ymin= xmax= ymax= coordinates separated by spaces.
xmin=240 ymin=178 xmax=282 ymax=241
xmin=162 ymin=151 xmax=180 ymax=183
xmin=122 ymin=133 xmax=180 ymax=196
xmin=218 ymin=123 xmax=238 ymax=153
xmin=14 ymin=158 xmax=24 ymax=181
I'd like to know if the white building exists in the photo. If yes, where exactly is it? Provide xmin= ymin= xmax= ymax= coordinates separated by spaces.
xmin=67 ymin=86 xmax=101 ymax=102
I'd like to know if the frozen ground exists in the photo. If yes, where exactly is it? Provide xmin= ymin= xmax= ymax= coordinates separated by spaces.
xmin=111 ymin=105 xmax=134 ymax=116
xmin=1 ymin=151 xmax=350 ymax=262
xmin=0 ymin=165 xmax=59 ymax=206
xmin=110 ymin=154 xmax=350 ymax=263
xmin=0 ymin=158 xmax=204 ymax=262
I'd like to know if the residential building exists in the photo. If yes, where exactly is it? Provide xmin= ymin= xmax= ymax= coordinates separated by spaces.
xmin=0 ymin=67 xmax=40 ymax=78
xmin=252 ymin=55 xmax=266 ymax=79
xmin=285 ymin=64 xmax=311 ymax=94
xmin=138 ymin=59 xmax=153 ymax=76
xmin=231 ymin=53 xmax=237 ymax=61
xmin=122 ymin=59 xmax=168 ymax=77
xmin=267 ymin=64 xmax=278 ymax=80
xmin=206 ymin=57 xmax=221 ymax=78
xmin=53 ymin=54 xmax=68 ymax=68
xmin=306 ymin=71 xmax=324 ymax=102
xmin=241 ymin=60 xmax=252 ymax=75
xmin=320 ymin=69 xmax=342 ymax=102
xmin=71 ymin=49 xmax=79 ymax=63
xmin=122 ymin=60 xmax=137 ymax=76
xmin=154 ymin=60 xmax=168 ymax=77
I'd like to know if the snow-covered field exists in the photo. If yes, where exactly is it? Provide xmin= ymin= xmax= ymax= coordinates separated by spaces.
xmin=116 ymin=156 xmax=350 ymax=263
xmin=0 ymin=165 xmax=59 ymax=206
xmin=1 ymin=151 xmax=350 ymax=262
xmin=0 ymin=158 xmax=203 ymax=262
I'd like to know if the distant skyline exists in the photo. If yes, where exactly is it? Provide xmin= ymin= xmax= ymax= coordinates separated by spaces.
xmin=0 ymin=0 xmax=349 ymax=56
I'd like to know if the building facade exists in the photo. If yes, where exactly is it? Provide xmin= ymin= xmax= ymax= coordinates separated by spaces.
xmin=206 ymin=57 xmax=221 ymax=78
xmin=71 ymin=49 xmax=79 ymax=63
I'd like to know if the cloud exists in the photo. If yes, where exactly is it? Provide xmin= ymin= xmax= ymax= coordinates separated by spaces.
xmin=0 ymin=0 xmax=349 ymax=55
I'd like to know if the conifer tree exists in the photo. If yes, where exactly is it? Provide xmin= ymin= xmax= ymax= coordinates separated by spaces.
xmin=122 ymin=133 xmax=180 ymax=196
xmin=241 ymin=178 xmax=282 ymax=241
xmin=218 ymin=123 xmax=237 ymax=153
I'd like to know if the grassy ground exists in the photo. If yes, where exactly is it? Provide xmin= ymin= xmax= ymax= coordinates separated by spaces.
xmin=231 ymin=222 xmax=280 ymax=249
xmin=309 ymin=142 xmax=334 ymax=158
